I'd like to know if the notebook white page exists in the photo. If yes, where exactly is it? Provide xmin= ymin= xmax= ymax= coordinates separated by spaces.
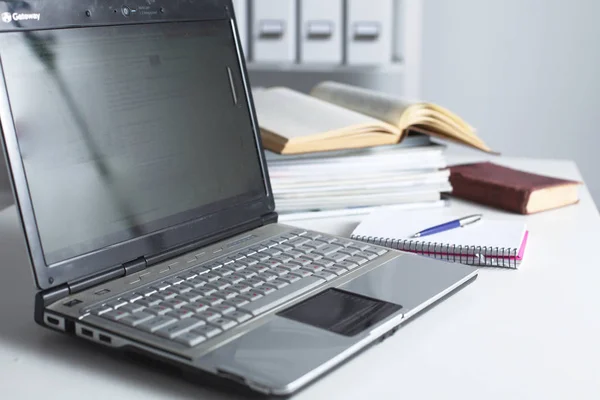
xmin=352 ymin=208 xmax=527 ymax=250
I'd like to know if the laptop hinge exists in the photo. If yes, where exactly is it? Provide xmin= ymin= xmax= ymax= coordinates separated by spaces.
xmin=123 ymin=256 xmax=147 ymax=275
xmin=261 ymin=211 xmax=278 ymax=225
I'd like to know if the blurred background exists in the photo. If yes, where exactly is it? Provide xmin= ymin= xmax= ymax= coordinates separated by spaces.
xmin=242 ymin=0 xmax=600 ymax=204
xmin=1 ymin=0 xmax=598 ymax=207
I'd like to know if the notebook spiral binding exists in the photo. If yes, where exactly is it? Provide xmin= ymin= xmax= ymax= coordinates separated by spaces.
xmin=350 ymin=234 xmax=519 ymax=269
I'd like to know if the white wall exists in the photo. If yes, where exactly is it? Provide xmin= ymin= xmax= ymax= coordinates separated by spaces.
xmin=421 ymin=0 xmax=600 ymax=203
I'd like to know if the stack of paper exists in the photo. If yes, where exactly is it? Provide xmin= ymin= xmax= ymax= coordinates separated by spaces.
xmin=266 ymin=136 xmax=452 ymax=220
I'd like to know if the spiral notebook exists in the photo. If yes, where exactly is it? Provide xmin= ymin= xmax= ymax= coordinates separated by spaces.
xmin=351 ymin=209 xmax=529 ymax=268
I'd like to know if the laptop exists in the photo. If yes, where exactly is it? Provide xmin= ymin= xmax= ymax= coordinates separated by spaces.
xmin=0 ymin=0 xmax=477 ymax=395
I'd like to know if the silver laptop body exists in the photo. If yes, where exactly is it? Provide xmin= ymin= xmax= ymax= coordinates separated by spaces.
xmin=0 ymin=0 xmax=477 ymax=395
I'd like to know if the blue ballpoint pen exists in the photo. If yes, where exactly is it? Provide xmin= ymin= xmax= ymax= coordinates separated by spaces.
xmin=409 ymin=214 xmax=483 ymax=238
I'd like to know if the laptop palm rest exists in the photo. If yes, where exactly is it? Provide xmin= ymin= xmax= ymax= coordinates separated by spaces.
xmin=195 ymin=256 xmax=476 ymax=394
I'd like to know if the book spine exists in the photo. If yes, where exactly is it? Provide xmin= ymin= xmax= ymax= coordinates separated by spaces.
xmin=449 ymin=174 xmax=530 ymax=214
xmin=351 ymin=234 xmax=519 ymax=269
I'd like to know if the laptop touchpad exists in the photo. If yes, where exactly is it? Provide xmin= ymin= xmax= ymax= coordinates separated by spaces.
xmin=278 ymin=288 xmax=402 ymax=337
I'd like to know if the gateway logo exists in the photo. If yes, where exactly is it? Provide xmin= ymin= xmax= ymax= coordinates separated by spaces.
xmin=1 ymin=12 xmax=41 ymax=23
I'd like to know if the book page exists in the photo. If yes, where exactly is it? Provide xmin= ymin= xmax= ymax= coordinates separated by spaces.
xmin=310 ymin=81 xmax=415 ymax=126
xmin=252 ymin=87 xmax=399 ymax=142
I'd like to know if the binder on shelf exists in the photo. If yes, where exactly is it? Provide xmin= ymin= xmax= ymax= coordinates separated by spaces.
xmin=345 ymin=0 xmax=393 ymax=65
xmin=299 ymin=0 xmax=343 ymax=64
xmin=232 ymin=0 xmax=249 ymax=58
xmin=251 ymin=0 xmax=297 ymax=63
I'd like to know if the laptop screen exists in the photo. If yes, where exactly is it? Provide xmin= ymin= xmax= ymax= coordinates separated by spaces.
xmin=0 ymin=20 xmax=266 ymax=265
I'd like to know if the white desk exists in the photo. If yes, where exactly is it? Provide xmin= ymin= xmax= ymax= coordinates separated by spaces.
xmin=1 ymin=156 xmax=599 ymax=400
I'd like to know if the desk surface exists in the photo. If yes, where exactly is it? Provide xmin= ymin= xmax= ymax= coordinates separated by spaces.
xmin=1 ymin=156 xmax=599 ymax=400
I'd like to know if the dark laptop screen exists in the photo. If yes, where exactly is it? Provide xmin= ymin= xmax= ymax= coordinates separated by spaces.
xmin=0 ymin=20 xmax=266 ymax=265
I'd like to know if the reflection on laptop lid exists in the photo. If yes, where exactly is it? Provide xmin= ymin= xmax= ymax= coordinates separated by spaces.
xmin=0 ymin=11 xmax=274 ymax=289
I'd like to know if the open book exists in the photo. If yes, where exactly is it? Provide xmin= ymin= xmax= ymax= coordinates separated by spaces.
xmin=252 ymin=81 xmax=494 ymax=154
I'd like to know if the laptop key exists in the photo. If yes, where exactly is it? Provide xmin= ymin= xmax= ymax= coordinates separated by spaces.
xmin=358 ymin=251 xmax=378 ymax=260
xmin=121 ymin=293 xmax=143 ymax=303
xmin=191 ymin=267 xmax=210 ymax=275
xmin=324 ymin=252 xmax=349 ymax=263
xmin=226 ymin=310 xmax=252 ymax=324
xmin=302 ymin=253 xmax=323 ymax=261
xmin=302 ymin=264 xmax=324 ymax=273
xmin=286 ymin=250 xmax=304 ymax=259
xmin=199 ymin=296 xmax=223 ymax=306
xmin=88 ymin=305 xmax=113 ymax=316
xmin=173 ymin=283 xmax=193 ymax=294
xmin=154 ymin=318 xmax=205 ymax=339
xmin=324 ymin=266 xmax=348 ymax=276
xmin=166 ymin=309 xmax=194 ymax=320
xmin=256 ymin=272 xmax=277 ymax=282
xmin=146 ymin=305 xmax=172 ymax=316
xmin=288 ymin=237 xmax=310 ymax=246
xmin=162 ymin=298 xmax=187 ymax=309
xmin=138 ymin=316 xmax=177 ymax=333
xmin=303 ymin=232 xmax=322 ymax=240
xmin=213 ymin=289 xmax=239 ymax=300
xmin=335 ymin=261 xmax=360 ymax=270
xmin=155 ymin=289 xmax=178 ymax=300
xmin=263 ymin=248 xmax=282 ymax=257
xmin=196 ymin=310 xmax=221 ymax=322
xmin=304 ymin=240 xmax=326 ymax=249
xmin=181 ymin=301 xmax=208 ymax=313
xmin=139 ymin=287 xmax=157 ymax=297
xmin=192 ymin=325 xmax=221 ymax=339
xmin=313 ymin=259 xmax=334 ymax=268
xmin=174 ymin=330 xmax=206 ymax=347
xmin=120 ymin=303 xmax=146 ymax=314
xmin=239 ymin=290 xmax=263 ymax=302
xmin=339 ymin=247 xmax=360 ymax=256
xmin=222 ymin=274 xmax=244 ymax=285
xmin=176 ymin=290 xmax=204 ymax=302
xmin=270 ymin=267 xmax=289 ymax=277
xmin=102 ymin=309 xmax=130 ymax=321
xmin=248 ymin=253 xmax=269 ymax=262
xmin=265 ymin=279 xmax=289 ymax=289
xmin=249 ymin=264 xmax=270 ymax=274
xmin=240 ymin=276 xmax=325 ymax=317
xmin=209 ymin=318 xmax=237 ymax=331
xmin=185 ymin=278 xmax=206 ymax=288
xmin=254 ymin=286 xmax=277 ymax=296
xmin=288 ymin=258 xmax=311 ymax=266
xmin=214 ymin=267 xmax=235 ymax=277
xmin=294 ymin=245 xmax=314 ymax=254
xmin=244 ymin=277 xmax=265 ymax=287
xmin=209 ymin=304 xmax=236 ymax=315
xmin=279 ymin=274 xmax=301 ymax=284
xmin=312 ymin=271 xmax=337 ymax=281
xmin=273 ymin=244 xmax=293 ymax=252
xmin=224 ymin=297 xmax=250 ymax=308
xmin=315 ymin=245 xmax=343 ymax=256
xmin=152 ymin=282 xmax=171 ymax=291
xmin=264 ymin=259 xmax=282 ymax=268
xmin=165 ymin=277 xmax=184 ymax=286
xmin=206 ymin=279 xmax=231 ymax=291
xmin=178 ymin=272 xmax=197 ymax=281
xmin=290 ymin=269 xmax=312 ymax=278
xmin=228 ymin=282 xmax=251 ymax=293
xmin=105 ymin=299 xmax=128 ymax=309
xmin=138 ymin=294 xmax=163 ymax=307
xmin=237 ymin=269 xmax=258 ymax=279
xmin=365 ymin=246 xmax=388 ymax=256
xmin=199 ymin=272 xmax=221 ymax=282
xmin=345 ymin=256 xmax=368 ymax=266
xmin=194 ymin=287 xmax=216 ymax=297
xmin=119 ymin=311 xmax=154 ymax=327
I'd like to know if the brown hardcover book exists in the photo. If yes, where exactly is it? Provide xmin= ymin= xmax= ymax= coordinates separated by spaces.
xmin=449 ymin=162 xmax=581 ymax=214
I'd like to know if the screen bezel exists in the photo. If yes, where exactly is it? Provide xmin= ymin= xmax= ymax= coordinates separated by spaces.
xmin=0 ymin=0 xmax=275 ymax=290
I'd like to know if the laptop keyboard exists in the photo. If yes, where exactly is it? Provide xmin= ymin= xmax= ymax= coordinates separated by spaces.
xmin=86 ymin=230 xmax=387 ymax=347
